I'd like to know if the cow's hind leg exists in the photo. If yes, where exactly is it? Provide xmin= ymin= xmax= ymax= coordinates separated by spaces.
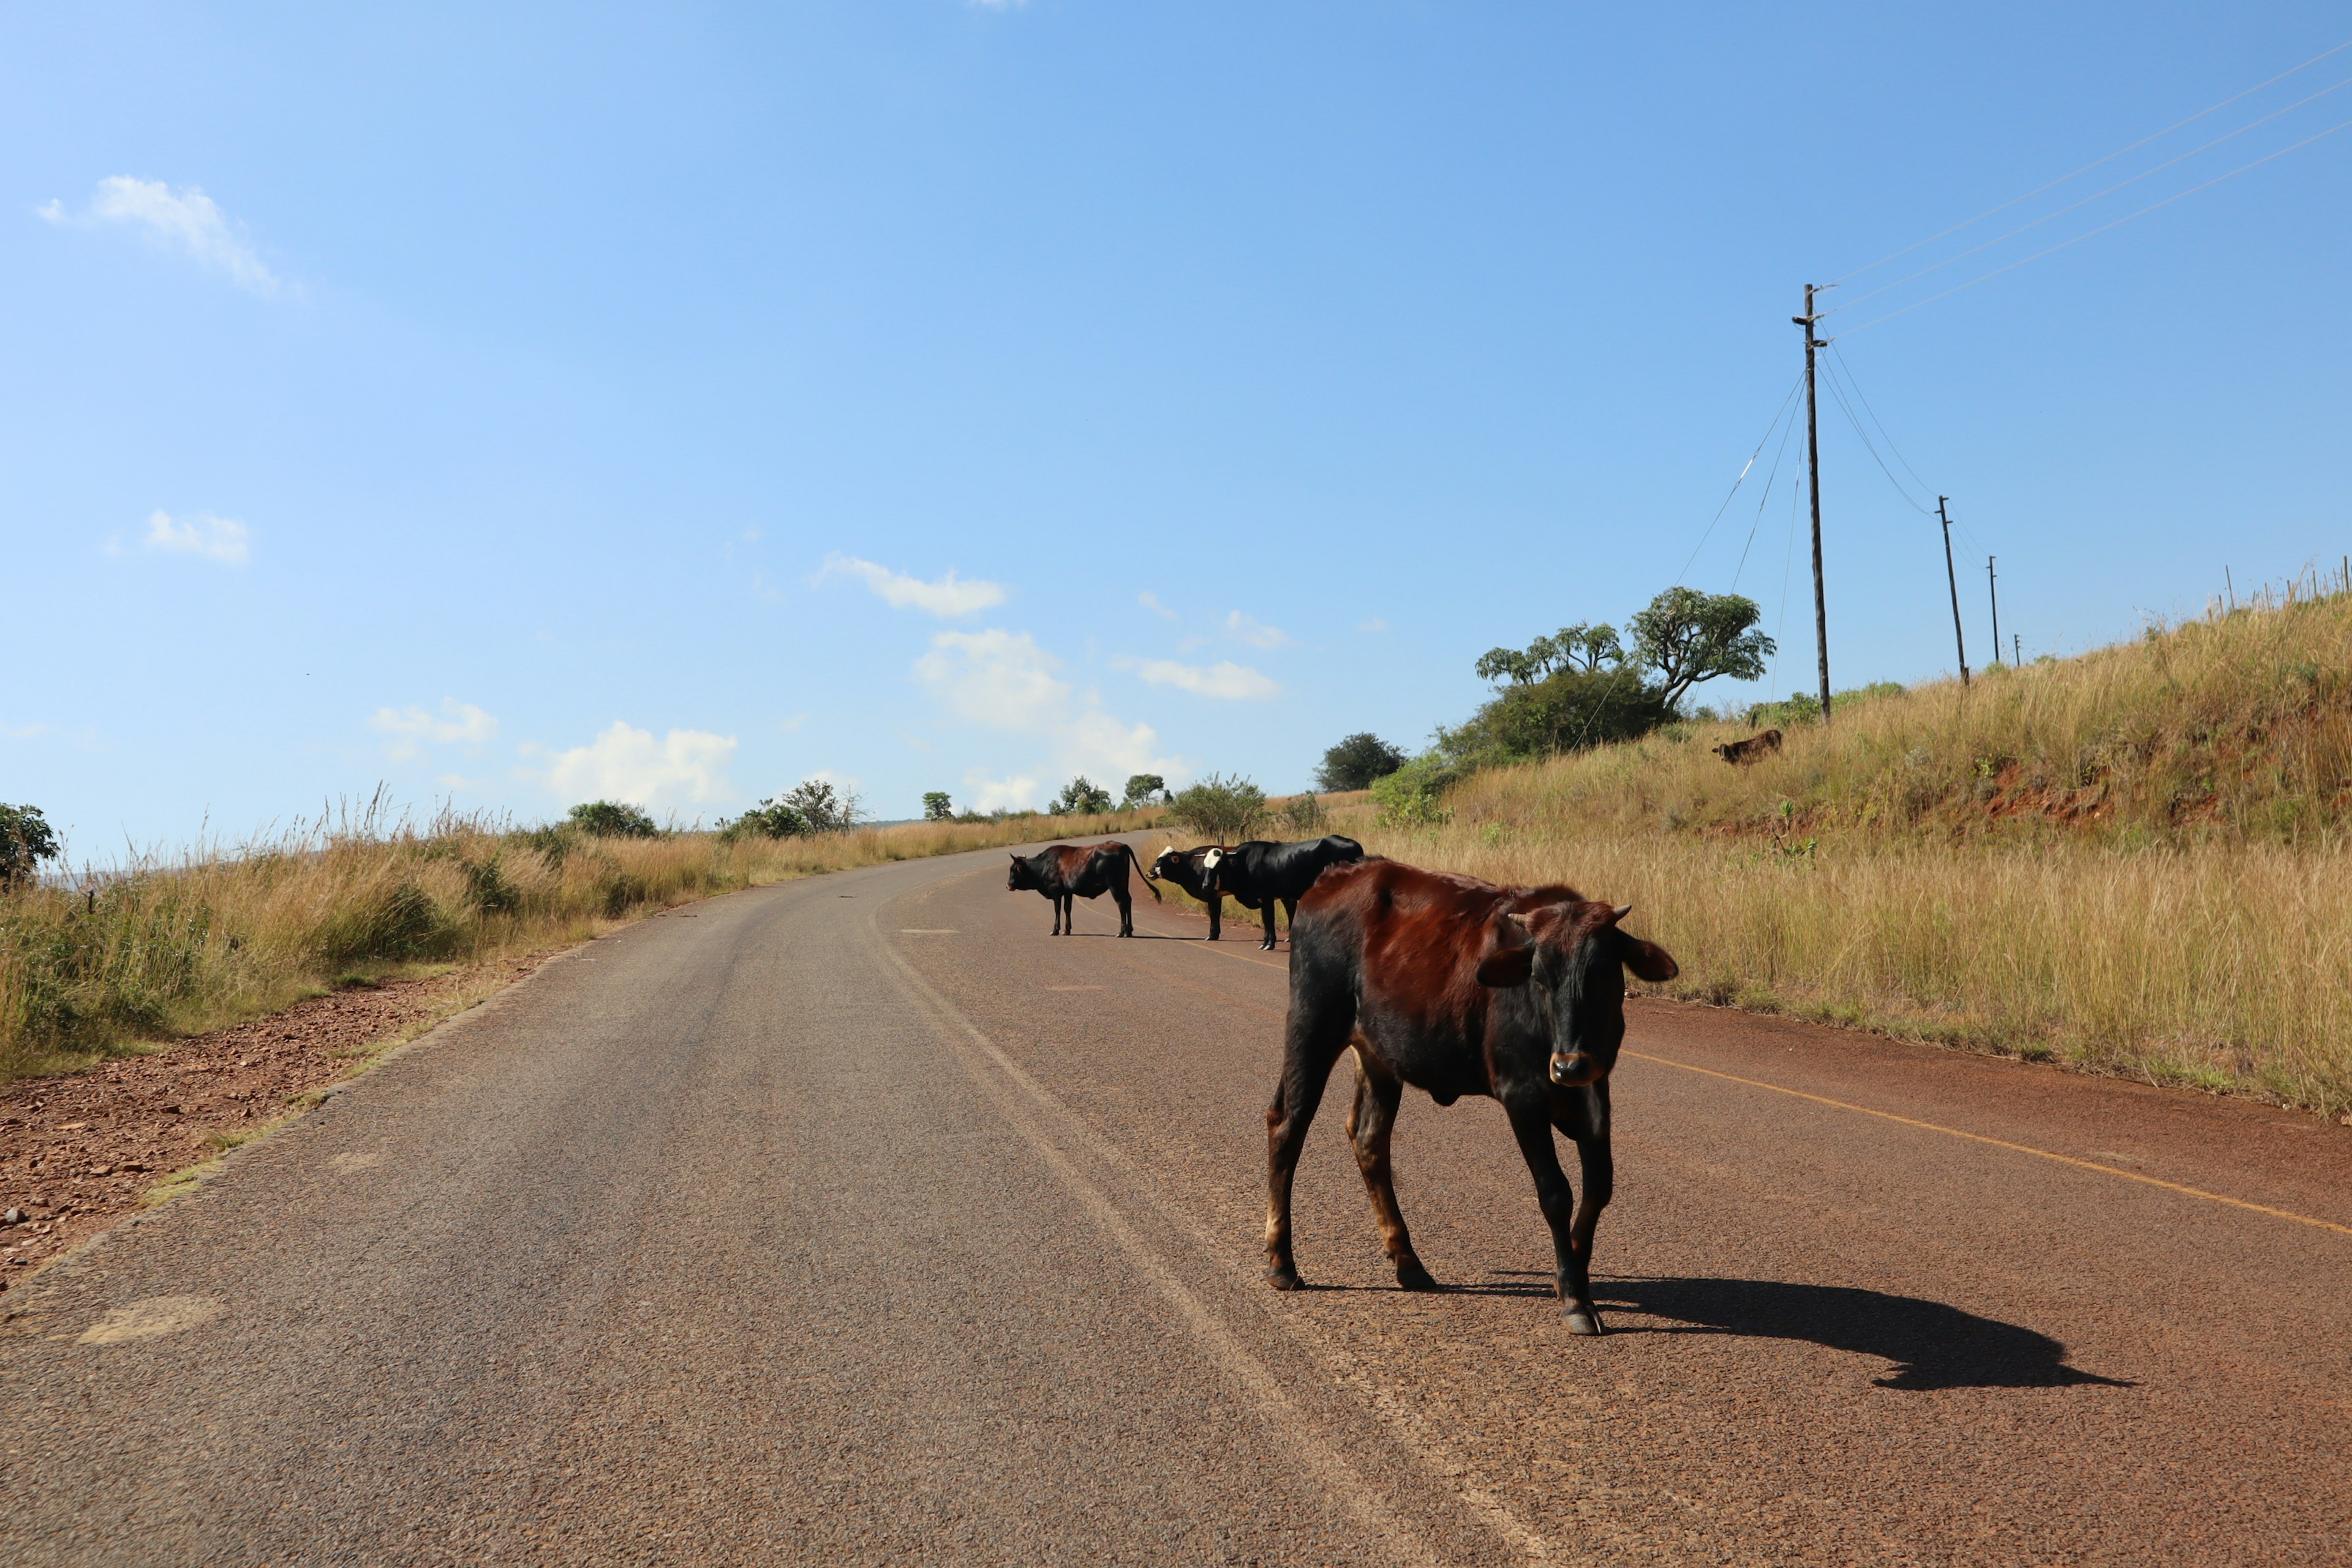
xmin=1113 ymin=884 xmax=1134 ymax=937
xmin=1259 ymin=899 xmax=1280 ymax=951
xmin=1265 ymin=973 xmax=1354 ymax=1291
xmin=1346 ymin=1048 xmax=1436 ymax=1290
xmin=1206 ymin=892 xmax=1221 ymax=941
xmin=1505 ymin=1095 xmax=1603 ymax=1335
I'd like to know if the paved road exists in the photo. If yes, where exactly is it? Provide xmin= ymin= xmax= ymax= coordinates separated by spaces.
xmin=6 ymin=842 xmax=2350 ymax=1565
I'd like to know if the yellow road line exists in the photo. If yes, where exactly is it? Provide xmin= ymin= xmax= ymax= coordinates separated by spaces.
xmin=1624 ymin=1050 xmax=2352 ymax=1240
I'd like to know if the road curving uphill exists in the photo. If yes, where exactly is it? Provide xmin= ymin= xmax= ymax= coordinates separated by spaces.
xmin=4 ymin=837 xmax=2348 ymax=1564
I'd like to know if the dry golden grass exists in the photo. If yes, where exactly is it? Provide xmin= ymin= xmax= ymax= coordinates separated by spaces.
xmin=1314 ymin=591 xmax=2352 ymax=1118
xmin=0 ymin=805 xmax=1157 ymax=1082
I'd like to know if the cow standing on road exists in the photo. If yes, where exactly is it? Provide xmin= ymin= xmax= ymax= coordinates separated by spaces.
xmin=1144 ymin=844 xmax=1237 ymax=940
xmin=1200 ymin=835 xmax=1365 ymax=951
xmin=1262 ymin=858 xmax=1677 ymax=1335
xmin=1007 ymin=842 xmax=1161 ymax=937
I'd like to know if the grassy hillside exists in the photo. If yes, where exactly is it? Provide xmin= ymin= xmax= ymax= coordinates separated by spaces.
xmin=1343 ymin=587 xmax=2352 ymax=1118
xmin=0 ymin=804 xmax=1159 ymax=1082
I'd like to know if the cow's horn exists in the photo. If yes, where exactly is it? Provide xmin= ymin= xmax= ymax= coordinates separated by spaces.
xmin=1610 ymin=903 xmax=1632 ymax=922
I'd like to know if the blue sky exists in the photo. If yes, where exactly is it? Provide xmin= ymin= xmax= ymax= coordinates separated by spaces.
xmin=7 ymin=2 xmax=2348 ymax=853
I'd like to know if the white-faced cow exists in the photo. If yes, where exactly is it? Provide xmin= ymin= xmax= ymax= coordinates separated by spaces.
xmin=1199 ymin=835 xmax=1365 ymax=951
xmin=1144 ymin=843 xmax=1238 ymax=940
xmin=1007 ymin=841 xmax=1160 ymax=936
xmin=1262 ymin=858 xmax=1678 ymax=1335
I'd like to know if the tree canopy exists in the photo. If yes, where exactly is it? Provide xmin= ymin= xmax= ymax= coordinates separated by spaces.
xmin=0 ymin=804 xmax=61 ymax=888
xmin=1314 ymin=733 xmax=1407 ymax=791
xmin=1474 ymin=623 xmax=1623 ymax=686
xmin=567 ymin=801 xmax=661 ymax=839
xmin=1050 ymin=776 xmax=1114 ymax=815
xmin=1627 ymin=588 xmax=1774 ymax=711
xmin=1121 ymin=774 xmax=1167 ymax=809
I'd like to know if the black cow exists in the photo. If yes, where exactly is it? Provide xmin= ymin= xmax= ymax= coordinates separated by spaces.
xmin=1144 ymin=843 xmax=1237 ymax=940
xmin=1712 ymin=728 xmax=1784 ymax=766
xmin=1263 ymin=858 xmax=1678 ymax=1335
xmin=1201 ymin=835 xmax=1366 ymax=951
xmin=1007 ymin=841 xmax=1160 ymax=936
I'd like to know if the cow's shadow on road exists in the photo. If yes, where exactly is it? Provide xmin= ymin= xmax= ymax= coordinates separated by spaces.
xmin=1569 ymin=1274 xmax=2133 ymax=1391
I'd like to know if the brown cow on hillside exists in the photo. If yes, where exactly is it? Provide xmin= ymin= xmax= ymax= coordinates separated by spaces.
xmin=1007 ymin=841 xmax=1160 ymax=936
xmin=1263 ymin=859 xmax=1677 ymax=1335
xmin=1712 ymin=728 xmax=1783 ymax=765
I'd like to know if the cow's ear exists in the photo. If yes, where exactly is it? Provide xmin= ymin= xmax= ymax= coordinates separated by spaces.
xmin=1475 ymin=913 xmax=1536 ymax=987
xmin=1619 ymin=934 xmax=1678 ymax=983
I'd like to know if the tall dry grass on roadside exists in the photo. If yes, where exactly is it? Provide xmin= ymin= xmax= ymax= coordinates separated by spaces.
xmin=0 ymin=803 xmax=1155 ymax=1082
xmin=1292 ymin=590 xmax=2352 ymax=1117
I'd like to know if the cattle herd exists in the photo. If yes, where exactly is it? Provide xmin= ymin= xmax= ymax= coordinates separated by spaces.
xmin=1006 ymin=830 xmax=1679 ymax=1336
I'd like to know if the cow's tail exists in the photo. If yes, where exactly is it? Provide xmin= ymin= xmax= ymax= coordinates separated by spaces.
xmin=1120 ymin=840 xmax=1163 ymax=901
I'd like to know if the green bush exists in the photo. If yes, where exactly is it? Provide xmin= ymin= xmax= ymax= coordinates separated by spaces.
xmin=315 ymin=881 xmax=456 ymax=965
xmin=567 ymin=801 xmax=662 ymax=839
xmin=922 ymin=791 xmax=954 ymax=822
xmin=1441 ymin=667 xmax=1670 ymax=771
xmin=1169 ymin=774 xmax=1267 ymax=841
xmin=1371 ymin=755 xmax=1459 ymax=827
xmin=720 ymin=799 xmax=812 ymax=840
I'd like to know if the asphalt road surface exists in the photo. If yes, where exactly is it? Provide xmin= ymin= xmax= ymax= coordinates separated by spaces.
xmin=6 ymin=840 xmax=2350 ymax=1565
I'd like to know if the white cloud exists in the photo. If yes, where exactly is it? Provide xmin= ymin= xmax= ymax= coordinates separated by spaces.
xmin=1138 ymin=591 xmax=1179 ymax=621
xmin=821 ymin=554 xmax=1005 ymax=617
xmin=369 ymin=699 xmax=500 ymax=762
xmin=537 ymin=722 xmax=738 ymax=808
xmin=43 ymin=177 xmax=280 ymax=293
xmin=914 ymin=628 xmax=1178 ymax=809
xmin=143 ymin=510 xmax=249 ymax=565
xmin=1359 ymin=617 xmax=1390 ymax=634
xmin=1129 ymin=658 xmax=1278 ymax=700
xmin=1223 ymin=611 xmax=1292 ymax=649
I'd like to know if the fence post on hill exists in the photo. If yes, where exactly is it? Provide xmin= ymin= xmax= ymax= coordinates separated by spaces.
xmin=1939 ymin=497 xmax=1969 ymax=687
xmin=1987 ymin=556 xmax=2001 ymax=668
xmin=1796 ymin=283 xmax=1833 ymax=721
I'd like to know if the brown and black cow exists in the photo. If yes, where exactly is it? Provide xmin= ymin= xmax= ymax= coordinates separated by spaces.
xmin=1007 ymin=840 xmax=1161 ymax=936
xmin=1261 ymin=859 xmax=1676 ymax=1335
xmin=1145 ymin=843 xmax=1237 ymax=940
xmin=1712 ymin=727 xmax=1783 ymax=765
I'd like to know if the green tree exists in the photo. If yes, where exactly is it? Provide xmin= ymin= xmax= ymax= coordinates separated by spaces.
xmin=567 ymin=801 xmax=661 ymax=839
xmin=1441 ymin=667 xmax=1670 ymax=769
xmin=1474 ymin=623 xmax=1622 ymax=686
xmin=1314 ymin=733 xmax=1406 ymax=791
xmin=922 ymin=791 xmax=954 ymax=822
xmin=0 ymin=804 xmax=61 ymax=889
xmin=1627 ymin=588 xmax=1774 ymax=712
xmin=1120 ymin=774 xmax=1167 ymax=809
xmin=783 ymin=778 xmax=864 ymax=832
xmin=1050 ymin=776 xmax=1115 ymax=815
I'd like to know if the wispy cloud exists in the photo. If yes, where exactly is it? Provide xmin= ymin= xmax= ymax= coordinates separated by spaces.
xmin=1127 ymin=658 xmax=1278 ymax=700
xmin=42 ymin=177 xmax=280 ymax=294
xmin=1359 ymin=617 xmax=1390 ymax=634
xmin=914 ymin=628 xmax=1176 ymax=809
xmin=1223 ymin=611 xmax=1292 ymax=649
xmin=820 ymin=554 xmax=1005 ymax=617
xmin=369 ymin=699 xmax=500 ymax=762
xmin=1138 ymin=591 xmax=1179 ymax=621
xmin=533 ymin=722 xmax=738 ymax=809
xmin=143 ymin=510 xmax=249 ymax=565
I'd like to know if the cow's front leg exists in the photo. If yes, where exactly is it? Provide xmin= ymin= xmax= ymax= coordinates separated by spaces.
xmin=1206 ymin=893 xmax=1221 ymax=941
xmin=1259 ymin=899 xmax=1280 ymax=951
xmin=1504 ymin=1096 xmax=1601 ymax=1335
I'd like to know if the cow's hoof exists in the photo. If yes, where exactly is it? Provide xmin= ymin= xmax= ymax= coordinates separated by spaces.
xmin=1263 ymin=1264 xmax=1304 ymax=1292
xmin=1563 ymin=1305 xmax=1605 ymax=1337
xmin=1396 ymin=1261 xmax=1440 ymax=1292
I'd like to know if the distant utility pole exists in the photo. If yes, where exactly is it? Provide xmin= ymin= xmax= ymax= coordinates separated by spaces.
xmin=2013 ymin=633 xmax=2021 ymax=666
xmin=1987 ymin=556 xmax=2002 ymax=667
xmin=1795 ymin=284 xmax=1832 ymax=720
xmin=1939 ymin=497 xmax=1969 ymax=687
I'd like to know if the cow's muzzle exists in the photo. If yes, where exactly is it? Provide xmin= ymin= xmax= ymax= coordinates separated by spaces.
xmin=1548 ymin=1052 xmax=1602 ymax=1088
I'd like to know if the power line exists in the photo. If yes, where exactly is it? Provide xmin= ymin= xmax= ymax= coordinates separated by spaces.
xmin=1826 ymin=343 xmax=1937 ymax=498
xmin=1830 ymin=35 xmax=2352 ymax=286
xmin=1836 ymin=111 xmax=2352 ymax=337
xmin=1825 ymin=71 xmax=2352 ymax=317
xmin=1817 ymin=352 xmax=1936 ymax=513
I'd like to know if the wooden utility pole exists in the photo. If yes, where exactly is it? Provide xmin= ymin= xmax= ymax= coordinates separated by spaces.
xmin=1987 ymin=556 xmax=2002 ymax=667
xmin=2013 ymin=633 xmax=2021 ymax=666
xmin=1795 ymin=284 xmax=1831 ymax=719
xmin=1939 ymin=496 xmax=1969 ymax=687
